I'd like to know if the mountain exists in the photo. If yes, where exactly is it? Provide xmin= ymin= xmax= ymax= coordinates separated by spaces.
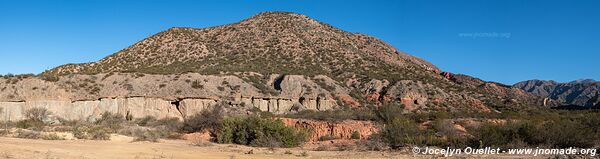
xmin=7 ymin=11 xmax=548 ymax=116
xmin=49 ymin=12 xmax=438 ymax=79
xmin=513 ymin=79 xmax=600 ymax=107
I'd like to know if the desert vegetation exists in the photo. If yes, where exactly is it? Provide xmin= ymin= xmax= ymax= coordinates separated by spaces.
xmin=1 ymin=106 xmax=309 ymax=148
xmin=1 ymin=101 xmax=598 ymax=152
xmin=282 ymin=102 xmax=600 ymax=150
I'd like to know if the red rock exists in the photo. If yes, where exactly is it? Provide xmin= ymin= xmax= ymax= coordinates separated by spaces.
xmin=338 ymin=95 xmax=361 ymax=108
xmin=279 ymin=118 xmax=379 ymax=142
xmin=182 ymin=131 xmax=212 ymax=141
xmin=441 ymin=72 xmax=453 ymax=79
xmin=365 ymin=92 xmax=380 ymax=102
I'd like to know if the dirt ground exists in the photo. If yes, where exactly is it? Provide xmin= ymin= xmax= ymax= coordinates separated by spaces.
xmin=0 ymin=136 xmax=414 ymax=159
xmin=0 ymin=136 xmax=552 ymax=159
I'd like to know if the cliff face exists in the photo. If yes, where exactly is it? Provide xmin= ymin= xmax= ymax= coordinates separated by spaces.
xmin=279 ymin=118 xmax=378 ymax=142
xmin=0 ymin=73 xmax=340 ymax=121
xmin=513 ymin=79 xmax=600 ymax=107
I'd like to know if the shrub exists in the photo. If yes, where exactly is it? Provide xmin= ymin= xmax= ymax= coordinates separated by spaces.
xmin=153 ymin=117 xmax=183 ymax=132
xmin=132 ymin=128 xmax=160 ymax=142
xmin=135 ymin=116 xmax=157 ymax=126
xmin=541 ymin=120 xmax=595 ymax=148
xmin=375 ymin=103 xmax=405 ymax=123
xmin=72 ymin=124 xmax=111 ymax=140
xmin=16 ymin=119 xmax=45 ymax=131
xmin=357 ymin=135 xmax=388 ymax=151
xmin=468 ymin=119 xmax=595 ymax=149
xmin=88 ymin=126 xmax=111 ymax=140
xmin=351 ymin=131 xmax=361 ymax=139
xmin=39 ymin=72 xmax=60 ymax=82
xmin=319 ymin=135 xmax=335 ymax=141
xmin=41 ymin=133 xmax=65 ymax=140
xmin=217 ymin=116 xmax=308 ymax=148
xmin=24 ymin=107 xmax=51 ymax=121
xmin=191 ymin=80 xmax=204 ymax=89
xmin=15 ymin=130 xmax=41 ymax=139
xmin=379 ymin=118 xmax=421 ymax=149
xmin=432 ymin=119 xmax=460 ymax=137
xmin=182 ymin=105 xmax=223 ymax=134
xmin=95 ymin=112 xmax=126 ymax=132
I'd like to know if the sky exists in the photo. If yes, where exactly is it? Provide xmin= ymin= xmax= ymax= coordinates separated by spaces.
xmin=0 ymin=0 xmax=598 ymax=85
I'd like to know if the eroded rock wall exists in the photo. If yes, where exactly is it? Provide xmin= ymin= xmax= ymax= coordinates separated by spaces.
xmin=0 ymin=96 xmax=337 ymax=121
xmin=279 ymin=118 xmax=379 ymax=142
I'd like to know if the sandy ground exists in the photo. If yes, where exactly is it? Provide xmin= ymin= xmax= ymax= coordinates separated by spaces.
xmin=0 ymin=136 xmax=555 ymax=159
xmin=0 ymin=136 xmax=415 ymax=159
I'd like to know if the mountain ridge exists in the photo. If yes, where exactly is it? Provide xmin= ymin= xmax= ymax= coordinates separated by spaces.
xmin=513 ymin=79 xmax=600 ymax=107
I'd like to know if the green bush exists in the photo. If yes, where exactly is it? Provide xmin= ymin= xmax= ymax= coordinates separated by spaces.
xmin=217 ymin=116 xmax=308 ymax=148
xmin=540 ymin=120 xmax=595 ymax=148
xmin=351 ymin=131 xmax=361 ymax=139
xmin=379 ymin=118 xmax=421 ymax=149
xmin=470 ymin=119 xmax=595 ymax=149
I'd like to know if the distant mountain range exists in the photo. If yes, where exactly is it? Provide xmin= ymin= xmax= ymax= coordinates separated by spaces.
xmin=513 ymin=79 xmax=600 ymax=107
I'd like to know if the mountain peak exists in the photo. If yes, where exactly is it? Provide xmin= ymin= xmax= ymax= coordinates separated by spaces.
xmin=48 ymin=11 xmax=438 ymax=77
xmin=239 ymin=11 xmax=325 ymax=29
xmin=252 ymin=11 xmax=306 ymax=18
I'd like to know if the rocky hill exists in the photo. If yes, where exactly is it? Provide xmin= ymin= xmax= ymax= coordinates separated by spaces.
xmin=0 ymin=12 xmax=550 ymax=121
xmin=513 ymin=79 xmax=600 ymax=107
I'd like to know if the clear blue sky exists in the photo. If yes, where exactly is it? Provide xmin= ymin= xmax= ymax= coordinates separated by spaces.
xmin=1 ymin=0 xmax=598 ymax=84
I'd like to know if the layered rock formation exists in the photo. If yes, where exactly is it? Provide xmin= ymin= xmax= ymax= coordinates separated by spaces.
xmin=0 ymin=73 xmax=338 ymax=121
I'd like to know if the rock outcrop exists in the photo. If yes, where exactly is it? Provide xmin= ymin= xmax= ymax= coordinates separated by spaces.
xmin=279 ymin=118 xmax=378 ymax=142
xmin=0 ymin=96 xmax=339 ymax=122
xmin=0 ymin=73 xmax=342 ymax=121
